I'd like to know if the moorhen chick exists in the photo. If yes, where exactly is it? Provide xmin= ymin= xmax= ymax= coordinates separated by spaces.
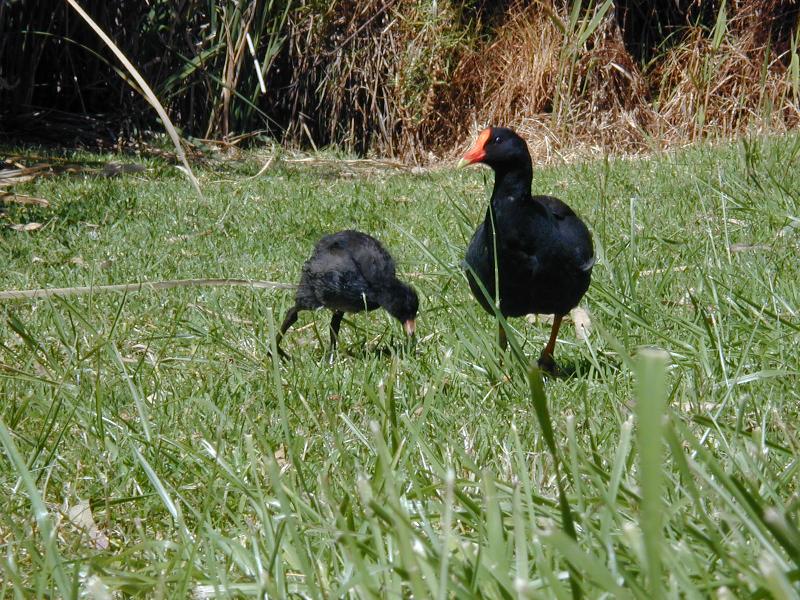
xmin=276 ymin=230 xmax=418 ymax=361
xmin=458 ymin=127 xmax=594 ymax=371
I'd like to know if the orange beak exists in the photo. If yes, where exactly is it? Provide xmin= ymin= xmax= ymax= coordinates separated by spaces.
xmin=458 ymin=128 xmax=491 ymax=167
xmin=403 ymin=319 xmax=416 ymax=336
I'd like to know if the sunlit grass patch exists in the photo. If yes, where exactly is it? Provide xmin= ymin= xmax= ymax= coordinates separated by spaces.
xmin=1 ymin=134 xmax=800 ymax=596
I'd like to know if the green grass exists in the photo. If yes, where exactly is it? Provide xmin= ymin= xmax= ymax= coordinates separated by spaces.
xmin=1 ymin=135 xmax=800 ymax=598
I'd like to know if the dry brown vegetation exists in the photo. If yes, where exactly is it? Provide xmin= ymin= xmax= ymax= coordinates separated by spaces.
xmin=1 ymin=0 xmax=798 ymax=162
xmin=444 ymin=2 xmax=656 ymax=161
xmin=443 ymin=0 xmax=800 ymax=162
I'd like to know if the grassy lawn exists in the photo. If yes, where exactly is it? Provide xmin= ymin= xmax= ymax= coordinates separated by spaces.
xmin=1 ymin=136 xmax=799 ymax=597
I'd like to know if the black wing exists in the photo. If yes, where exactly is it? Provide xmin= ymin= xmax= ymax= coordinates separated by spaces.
xmin=531 ymin=195 xmax=594 ymax=271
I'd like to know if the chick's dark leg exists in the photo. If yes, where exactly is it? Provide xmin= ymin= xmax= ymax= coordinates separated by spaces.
xmin=328 ymin=311 xmax=344 ymax=364
xmin=275 ymin=305 xmax=300 ymax=359
xmin=538 ymin=314 xmax=563 ymax=373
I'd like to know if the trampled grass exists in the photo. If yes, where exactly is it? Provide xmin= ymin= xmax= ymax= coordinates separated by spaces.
xmin=1 ymin=135 xmax=799 ymax=597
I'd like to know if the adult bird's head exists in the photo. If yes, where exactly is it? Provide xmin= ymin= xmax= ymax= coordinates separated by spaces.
xmin=381 ymin=281 xmax=419 ymax=337
xmin=457 ymin=127 xmax=531 ymax=171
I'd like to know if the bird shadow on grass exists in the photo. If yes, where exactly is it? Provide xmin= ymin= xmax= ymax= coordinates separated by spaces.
xmin=547 ymin=352 xmax=623 ymax=380
xmin=269 ymin=339 xmax=415 ymax=366
xmin=545 ymin=357 xmax=593 ymax=380
xmin=505 ymin=351 xmax=622 ymax=381
xmin=342 ymin=339 xmax=417 ymax=361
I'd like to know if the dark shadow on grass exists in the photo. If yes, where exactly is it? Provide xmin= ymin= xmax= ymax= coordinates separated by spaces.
xmin=545 ymin=357 xmax=591 ymax=380
xmin=273 ymin=339 xmax=416 ymax=366
xmin=1 ymin=156 xmax=154 ymax=237
xmin=544 ymin=353 xmax=623 ymax=380
xmin=344 ymin=341 xmax=416 ymax=360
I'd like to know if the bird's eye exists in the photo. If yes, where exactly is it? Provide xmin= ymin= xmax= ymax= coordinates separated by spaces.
xmin=493 ymin=136 xmax=502 ymax=144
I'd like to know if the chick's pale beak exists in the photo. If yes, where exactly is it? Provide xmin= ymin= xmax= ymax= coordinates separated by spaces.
xmin=458 ymin=127 xmax=491 ymax=167
xmin=404 ymin=319 xmax=416 ymax=336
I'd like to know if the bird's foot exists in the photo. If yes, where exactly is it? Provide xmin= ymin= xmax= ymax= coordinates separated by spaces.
xmin=537 ymin=352 xmax=558 ymax=375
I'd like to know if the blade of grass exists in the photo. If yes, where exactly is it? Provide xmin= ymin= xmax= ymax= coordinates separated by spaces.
xmin=635 ymin=349 xmax=669 ymax=598
xmin=0 ymin=278 xmax=295 ymax=301
xmin=528 ymin=366 xmax=582 ymax=599
xmin=0 ymin=417 xmax=73 ymax=598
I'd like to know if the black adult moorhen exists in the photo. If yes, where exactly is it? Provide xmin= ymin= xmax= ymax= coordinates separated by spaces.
xmin=276 ymin=230 xmax=419 ymax=361
xmin=459 ymin=127 xmax=594 ymax=371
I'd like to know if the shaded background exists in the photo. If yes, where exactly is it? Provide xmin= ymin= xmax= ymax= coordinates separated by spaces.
xmin=1 ymin=0 xmax=799 ymax=160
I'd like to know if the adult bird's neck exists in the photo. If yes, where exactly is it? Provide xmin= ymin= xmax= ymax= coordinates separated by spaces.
xmin=490 ymin=164 xmax=532 ymax=205
xmin=483 ymin=164 xmax=534 ymax=249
